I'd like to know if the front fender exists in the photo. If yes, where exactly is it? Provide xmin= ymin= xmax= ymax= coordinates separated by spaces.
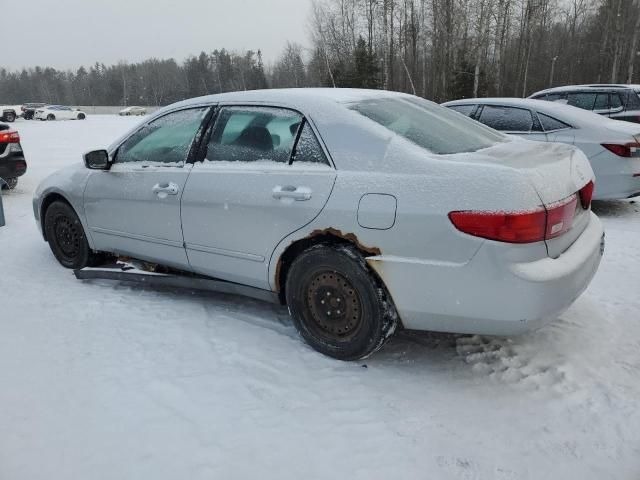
xmin=33 ymin=163 xmax=94 ymax=247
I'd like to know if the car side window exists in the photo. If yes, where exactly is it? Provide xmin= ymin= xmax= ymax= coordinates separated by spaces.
xmin=448 ymin=105 xmax=476 ymax=117
xmin=478 ymin=105 xmax=533 ymax=132
xmin=626 ymin=92 xmax=640 ymax=109
xmin=116 ymin=108 xmax=208 ymax=165
xmin=567 ymin=92 xmax=597 ymax=110
xmin=538 ymin=113 xmax=571 ymax=132
xmin=610 ymin=93 xmax=623 ymax=109
xmin=594 ymin=93 xmax=609 ymax=110
xmin=544 ymin=93 xmax=565 ymax=102
xmin=292 ymin=123 xmax=329 ymax=165
xmin=206 ymin=106 xmax=303 ymax=163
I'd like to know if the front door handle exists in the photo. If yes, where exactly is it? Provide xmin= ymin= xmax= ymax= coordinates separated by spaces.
xmin=272 ymin=185 xmax=312 ymax=201
xmin=152 ymin=182 xmax=180 ymax=196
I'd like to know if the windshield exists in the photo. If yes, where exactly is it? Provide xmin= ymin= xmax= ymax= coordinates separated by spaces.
xmin=350 ymin=97 xmax=506 ymax=154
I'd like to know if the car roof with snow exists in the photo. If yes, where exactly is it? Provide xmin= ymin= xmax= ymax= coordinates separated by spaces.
xmin=167 ymin=88 xmax=410 ymax=112
xmin=529 ymin=84 xmax=640 ymax=96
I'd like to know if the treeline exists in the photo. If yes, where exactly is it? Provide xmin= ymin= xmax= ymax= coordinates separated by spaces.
xmin=293 ymin=0 xmax=640 ymax=101
xmin=1 ymin=0 xmax=639 ymax=106
xmin=0 ymin=50 xmax=268 ymax=106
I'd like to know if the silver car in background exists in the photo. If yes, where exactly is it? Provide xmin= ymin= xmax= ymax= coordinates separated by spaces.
xmin=119 ymin=106 xmax=147 ymax=116
xmin=443 ymin=98 xmax=640 ymax=200
xmin=33 ymin=89 xmax=603 ymax=359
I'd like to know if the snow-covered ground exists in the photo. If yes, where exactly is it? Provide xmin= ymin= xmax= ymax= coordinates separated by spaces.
xmin=1 ymin=116 xmax=639 ymax=479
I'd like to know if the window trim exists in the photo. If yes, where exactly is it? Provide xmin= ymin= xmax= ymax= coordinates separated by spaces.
xmin=195 ymin=103 xmax=335 ymax=169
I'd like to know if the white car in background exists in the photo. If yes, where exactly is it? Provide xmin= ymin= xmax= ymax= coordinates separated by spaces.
xmin=443 ymin=98 xmax=640 ymax=200
xmin=35 ymin=105 xmax=86 ymax=121
xmin=119 ymin=106 xmax=147 ymax=116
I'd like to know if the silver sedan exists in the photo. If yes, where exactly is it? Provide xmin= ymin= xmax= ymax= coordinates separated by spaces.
xmin=33 ymin=89 xmax=603 ymax=359
xmin=443 ymin=97 xmax=640 ymax=200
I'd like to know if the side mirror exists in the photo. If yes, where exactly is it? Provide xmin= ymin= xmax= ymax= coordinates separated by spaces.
xmin=84 ymin=149 xmax=110 ymax=170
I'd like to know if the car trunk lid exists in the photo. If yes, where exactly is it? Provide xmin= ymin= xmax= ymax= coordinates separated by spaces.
xmin=455 ymin=138 xmax=595 ymax=258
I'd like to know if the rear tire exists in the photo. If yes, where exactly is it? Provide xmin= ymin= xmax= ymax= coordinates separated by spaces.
xmin=44 ymin=201 xmax=103 ymax=269
xmin=47 ymin=114 xmax=55 ymax=121
xmin=285 ymin=244 xmax=398 ymax=360
xmin=77 ymin=113 xmax=86 ymax=120
xmin=4 ymin=112 xmax=15 ymax=122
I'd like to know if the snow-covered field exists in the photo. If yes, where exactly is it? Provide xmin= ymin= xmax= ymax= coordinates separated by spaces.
xmin=1 ymin=116 xmax=639 ymax=479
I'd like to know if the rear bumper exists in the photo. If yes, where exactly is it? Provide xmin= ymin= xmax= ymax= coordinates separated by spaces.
xmin=0 ymin=149 xmax=27 ymax=180
xmin=367 ymin=212 xmax=604 ymax=335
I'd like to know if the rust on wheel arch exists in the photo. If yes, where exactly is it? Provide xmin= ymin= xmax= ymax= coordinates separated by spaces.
xmin=274 ymin=227 xmax=381 ymax=294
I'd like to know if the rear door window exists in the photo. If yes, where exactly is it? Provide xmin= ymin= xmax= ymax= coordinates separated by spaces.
xmin=567 ymin=92 xmax=597 ymax=110
xmin=206 ymin=106 xmax=303 ymax=163
xmin=478 ymin=105 xmax=534 ymax=132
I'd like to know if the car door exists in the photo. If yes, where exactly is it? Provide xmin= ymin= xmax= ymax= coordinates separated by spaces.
xmin=181 ymin=105 xmax=336 ymax=290
xmin=57 ymin=106 xmax=72 ymax=120
xmin=477 ymin=105 xmax=547 ymax=141
xmin=84 ymin=106 xmax=210 ymax=269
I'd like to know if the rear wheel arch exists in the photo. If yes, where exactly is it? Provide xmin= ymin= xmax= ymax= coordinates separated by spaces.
xmin=275 ymin=231 xmax=394 ymax=309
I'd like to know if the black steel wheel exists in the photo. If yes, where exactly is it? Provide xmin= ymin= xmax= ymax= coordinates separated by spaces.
xmin=285 ymin=244 xmax=398 ymax=360
xmin=44 ymin=200 xmax=102 ymax=269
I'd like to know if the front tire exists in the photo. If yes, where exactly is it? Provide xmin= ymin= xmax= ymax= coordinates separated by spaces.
xmin=44 ymin=201 xmax=102 ymax=269
xmin=77 ymin=113 xmax=86 ymax=120
xmin=47 ymin=114 xmax=55 ymax=121
xmin=4 ymin=112 xmax=16 ymax=122
xmin=285 ymin=244 xmax=398 ymax=360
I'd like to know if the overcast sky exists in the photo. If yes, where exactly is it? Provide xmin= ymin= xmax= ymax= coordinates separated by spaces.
xmin=2 ymin=0 xmax=312 ymax=71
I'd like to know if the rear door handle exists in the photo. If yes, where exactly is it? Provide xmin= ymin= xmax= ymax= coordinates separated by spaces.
xmin=272 ymin=185 xmax=312 ymax=201
xmin=152 ymin=182 xmax=180 ymax=196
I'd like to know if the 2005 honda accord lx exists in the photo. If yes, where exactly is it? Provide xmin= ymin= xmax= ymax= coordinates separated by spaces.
xmin=33 ymin=89 xmax=604 ymax=359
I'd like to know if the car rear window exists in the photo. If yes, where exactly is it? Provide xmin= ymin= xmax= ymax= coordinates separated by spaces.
xmin=350 ymin=97 xmax=505 ymax=155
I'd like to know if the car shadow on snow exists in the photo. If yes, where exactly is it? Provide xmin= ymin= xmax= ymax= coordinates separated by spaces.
xmin=591 ymin=199 xmax=639 ymax=218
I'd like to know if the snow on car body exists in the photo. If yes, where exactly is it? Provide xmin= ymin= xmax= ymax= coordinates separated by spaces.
xmin=32 ymin=88 xmax=604 ymax=359
xmin=443 ymin=97 xmax=640 ymax=200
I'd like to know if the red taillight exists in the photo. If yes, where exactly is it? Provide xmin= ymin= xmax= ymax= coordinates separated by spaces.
xmin=579 ymin=181 xmax=594 ymax=209
xmin=602 ymin=142 xmax=640 ymax=157
xmin=449 ymin=194 xmax=578 ymax=244
xmin=0 ymin=130 xmax=20 ymax=143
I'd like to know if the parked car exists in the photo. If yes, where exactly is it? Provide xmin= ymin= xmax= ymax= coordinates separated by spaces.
xmin=119 ymin=106 xmax=147 ymax=116
xmin=443 ymin=98 xmax=640 ymax=200
xmin=0 ymin=105 xmax=20 ymax=122
xmin=34 ymin=105 xmax=86 ymax=121
xmin=528 ymin=85 xmax=640 ymax=123
xmin=0 ymin=123 xmax=27 ymax=189
xmin=22 ymin=103 xmax=47 ymax=120
xmin=33 ymin=89 xmax=603 ymax=359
